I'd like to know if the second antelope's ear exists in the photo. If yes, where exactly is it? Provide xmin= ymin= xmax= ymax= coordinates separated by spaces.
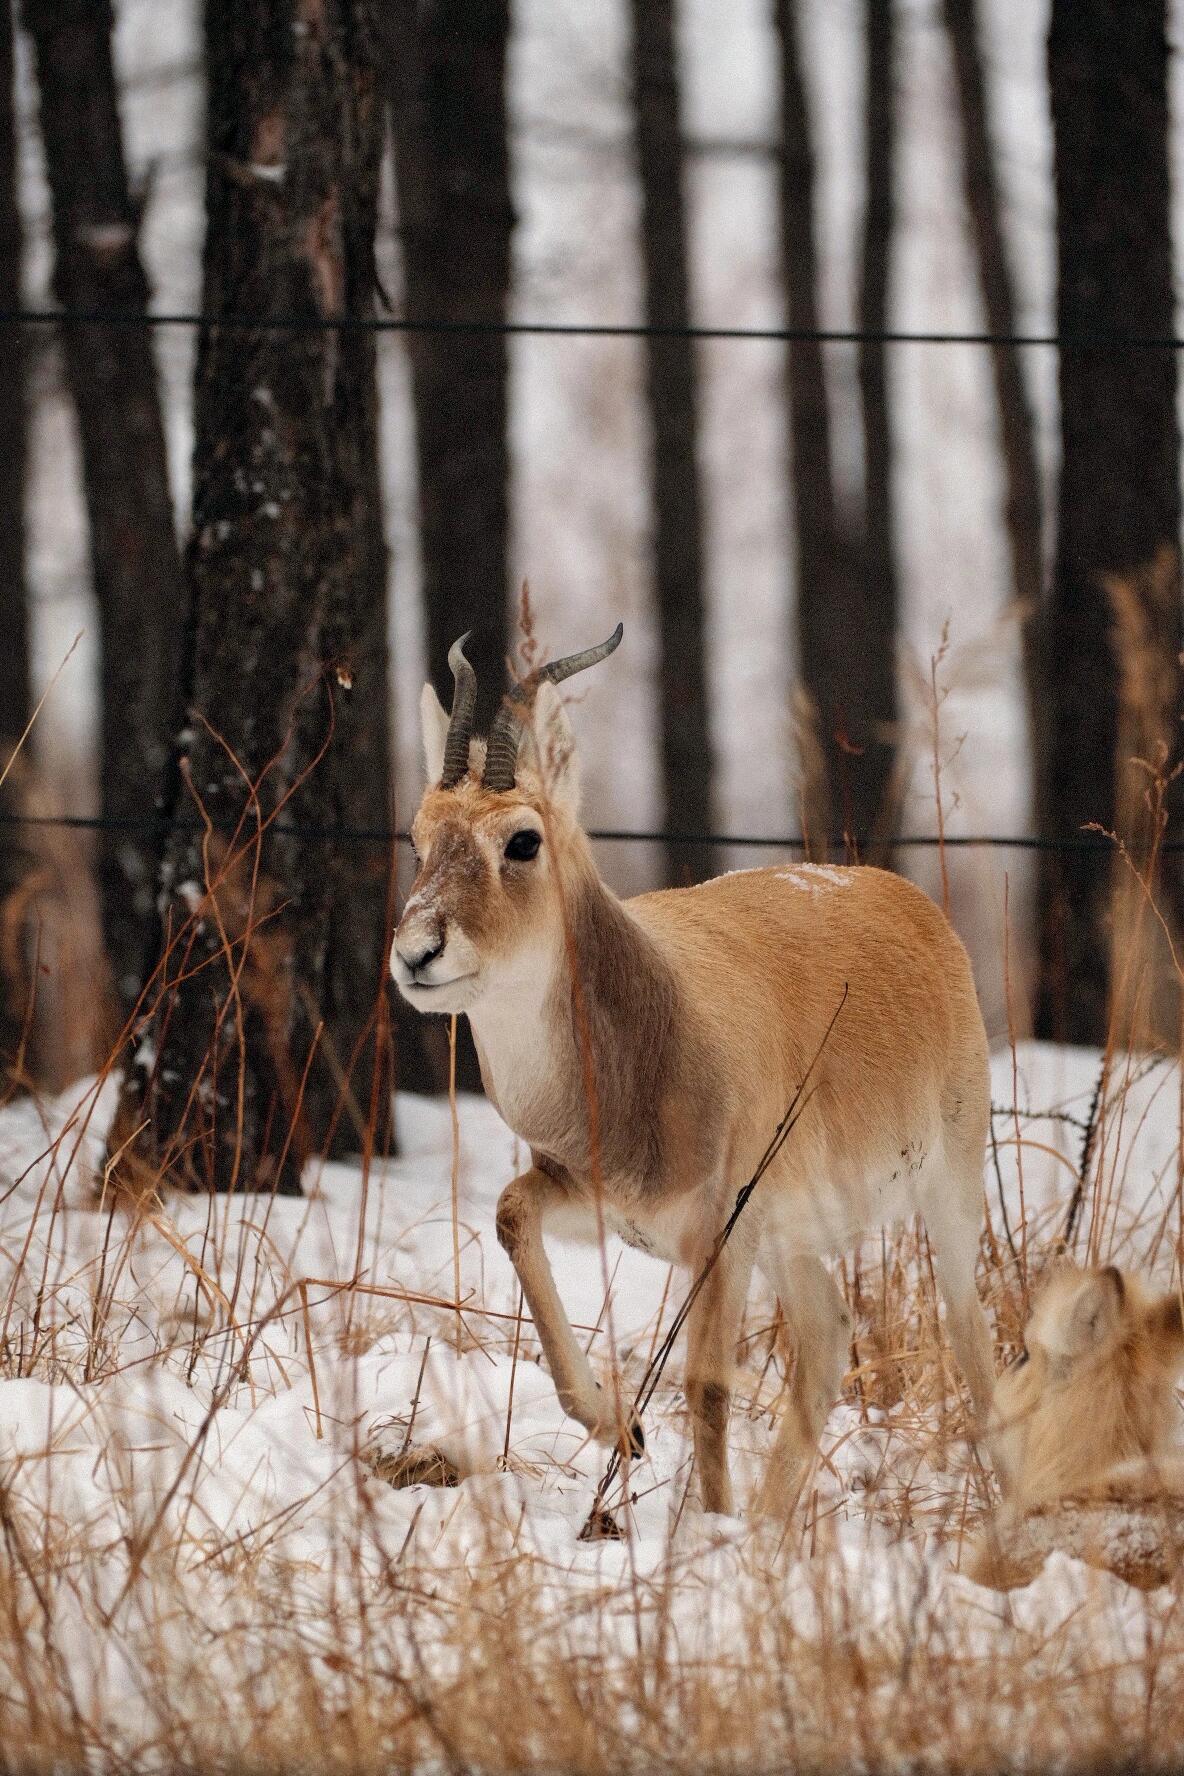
xmin=420 ymin=683 xmax=451 ymax=784
xmin=1148 ymin=1290 xmax=1184 ymax=1358
xmin=527 ymin=680 xmax=581 ymax=814
xmin=1064 ymin=1266 xmax=1125 ymax=1357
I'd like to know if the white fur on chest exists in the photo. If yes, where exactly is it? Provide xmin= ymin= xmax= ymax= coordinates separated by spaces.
xmin=467 ymin=941 xmax=559 ymax=1133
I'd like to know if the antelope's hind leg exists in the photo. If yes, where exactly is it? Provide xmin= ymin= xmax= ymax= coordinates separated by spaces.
xmin=922 ymin=1058 xmax=998 ymax=1447
xmin=685 ymin=1234 xmax=755 ymax=1516
xmin=920 ymin=1161 xmax=998 ymax=1464
xmin=753 ymin=1245 xmax=850 ymax=1522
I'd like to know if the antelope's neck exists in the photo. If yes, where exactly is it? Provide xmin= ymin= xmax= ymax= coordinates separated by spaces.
xmin=466 ymin=934 xmax=559 ymax=1137
xmin=468 ymin=872 xmax=681 ymax=1183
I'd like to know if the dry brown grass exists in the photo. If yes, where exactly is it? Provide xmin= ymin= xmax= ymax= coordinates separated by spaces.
xmin=0 ymin=1044 xmax=1177 ymax=1775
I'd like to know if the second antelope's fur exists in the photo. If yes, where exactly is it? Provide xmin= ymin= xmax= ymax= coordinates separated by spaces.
xmin=971 ymin=1265 xmax=1184 ymax=1589
xmin=392 ymin=631 xmax=997 ymax=1519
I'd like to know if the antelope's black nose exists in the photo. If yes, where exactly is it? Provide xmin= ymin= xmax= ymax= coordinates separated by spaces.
xmin=404 ymin=937 xmax=444 ymax=974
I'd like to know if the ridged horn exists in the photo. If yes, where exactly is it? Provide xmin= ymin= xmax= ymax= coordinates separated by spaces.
xmin=439 ymin=633 xmax=478 ymax=788
xmin=482 ymin=623 xmax=624 ymax=793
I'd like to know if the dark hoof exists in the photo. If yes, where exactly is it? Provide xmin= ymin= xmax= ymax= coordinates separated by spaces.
xmin=578 ymin=1505 xmax=625 ymax=1542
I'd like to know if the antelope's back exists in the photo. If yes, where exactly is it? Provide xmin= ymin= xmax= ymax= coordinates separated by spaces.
xmin=626 ymin=863 xmax=988 ymax=1165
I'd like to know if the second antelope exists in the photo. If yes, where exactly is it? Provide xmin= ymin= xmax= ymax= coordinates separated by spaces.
xmin=392 ymin=628 xmax=997 ymax=1518
xmin=971 ymin=1264 xmax=1184 ymax=1588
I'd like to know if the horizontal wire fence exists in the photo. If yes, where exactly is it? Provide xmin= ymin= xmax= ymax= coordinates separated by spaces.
xmin=7 ymin=301 xmax=1180 ymax=862
xmin=5 ymin=306 xmax=1184 ymax=350
xmin=0 ymin=808 xmax=1177 ymax=855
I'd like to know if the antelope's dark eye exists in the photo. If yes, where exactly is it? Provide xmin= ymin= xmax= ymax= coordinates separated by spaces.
xmin=504 ymin=829 xmax=541 ymax=863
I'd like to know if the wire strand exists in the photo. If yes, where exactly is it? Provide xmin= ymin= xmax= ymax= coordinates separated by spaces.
xmin=0 ymin=806 xmax=1174 ymax=854
xmin=5 ymin=304 xmax=1184 ymax=350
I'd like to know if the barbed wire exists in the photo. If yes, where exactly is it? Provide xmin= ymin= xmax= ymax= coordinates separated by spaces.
xmin=5 ymin=304 xmax=1184 ymax=351
xmin=0 ymin=806 xmax=1178 ymax=855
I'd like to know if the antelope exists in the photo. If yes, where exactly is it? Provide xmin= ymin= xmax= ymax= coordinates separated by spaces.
xmin=392 ymin=629 xmax=997 ymax=1519
xmin=970 ymin=1264 xmax=1184 ymax=1587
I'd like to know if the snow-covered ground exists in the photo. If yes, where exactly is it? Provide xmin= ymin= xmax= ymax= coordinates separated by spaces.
xmin=0 ymin=1041 xmax=1182 ymax=1767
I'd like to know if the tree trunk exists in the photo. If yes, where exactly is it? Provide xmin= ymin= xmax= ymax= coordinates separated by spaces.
xmin=1036 ymin=0 xmax=1180 ymax=1043
xmin=0 ymin=0 xmax=29 ymax=1088
xmin=943 ymin=0 xmax=1044 ymax=762
xmin=22 ymin=0 xmax=184 ymax=1018
xmin=630 ymin=0 xmax=714 ymax=887
xmin=774 ymin=0 xmax=865 ymax=855
xmin=385 ymin=0 xmax=512 ymax=1096
xmin=854 ymin=0 xmax=899 ymax=858
xmin=317 ymin=345 xmax=397 ymax=1158
xmin=111 ymin=0 xmax=391 ymax=1195
xmin=0 ymin=0 xmax=27 ymax=750
xmin=386 ymin=0 xmax=512 ymax=734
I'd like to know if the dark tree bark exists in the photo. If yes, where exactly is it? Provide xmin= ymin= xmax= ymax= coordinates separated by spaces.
xmin=774 ymin=0 xmax=873 ymax=854
xmin=943 ymin=0 xmax=1044 ymax=755
xmin=317 ymin=353 xmax=398 ymax=1156
xmin=0 ymin=0 xmax=27 ymax=749
xmin=22 ymin=0 xmax=184 ymax=1017
xmin=111 ymin=0 xmax=392 ymax=1194
xmin=854 ymin=0 xmax=899 ymax=857
xmin=630 ymin=0 xmax=714 ymax=887
xmin=384 ymin=0 xmax=512 ymax=1097
xmin=0 ymin=0 xmax=30 ymax=1087
xmin=386 ymin=0 xmax=512 ymax=733
xmin=1036 ymin=0 xmax=1180 ymax=1043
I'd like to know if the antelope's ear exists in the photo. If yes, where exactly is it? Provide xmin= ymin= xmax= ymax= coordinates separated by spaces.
xmin=420 ymin=683 xmax=451 ymax=784
xmin=1148 ymin=1291 xmax=1184 ymax=1357
xmin=1064 ymin=1266 xmax=1125 ymax=1357
xmin=528 ymin=680 xmax=580 ymax=814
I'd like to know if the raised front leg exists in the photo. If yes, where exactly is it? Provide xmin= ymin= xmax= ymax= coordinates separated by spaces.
xmin=684 ymin=1237 xmax=755 ymax=1516
xmin=496 ymin=1169 xmax=641 ymax=1452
